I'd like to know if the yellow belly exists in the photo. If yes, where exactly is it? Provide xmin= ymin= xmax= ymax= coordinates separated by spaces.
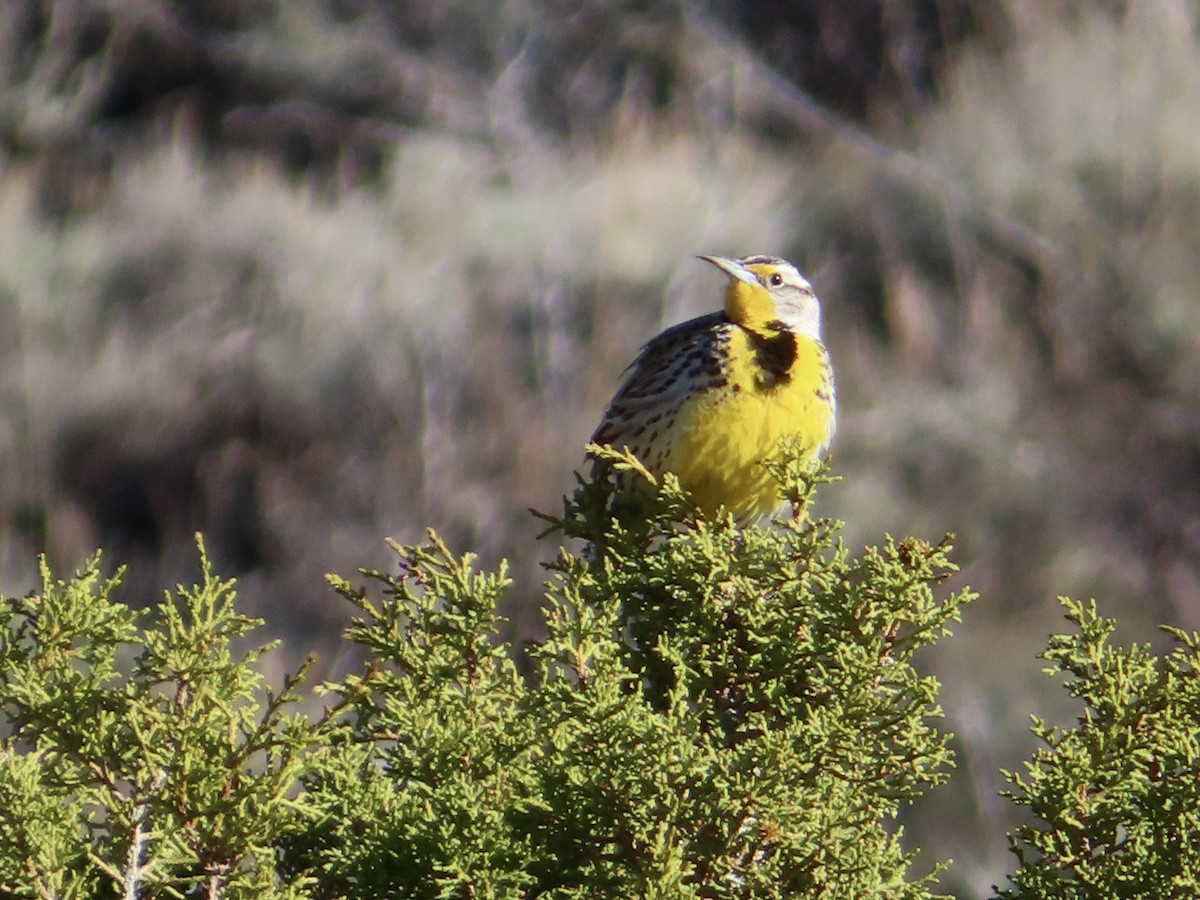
xmin=665 ymin=334 xmax=833 ymax=520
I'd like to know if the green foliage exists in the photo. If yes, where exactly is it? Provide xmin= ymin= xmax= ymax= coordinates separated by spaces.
xmin=295 ymin=533 xmax=538 ymax=898
xmin=0 ymin=453 xmax=971 ymax=896
xmin=0 ymin=537 xmax=318 ymax=898
xmin=997 ymin=597 xmax=1200 ymax=898
xmin=292 ymin=447 xmax=971 ymax=897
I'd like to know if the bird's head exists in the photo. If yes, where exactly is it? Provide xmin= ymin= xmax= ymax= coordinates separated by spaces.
xmin=699 ymin=254 xmax=822 ymax=340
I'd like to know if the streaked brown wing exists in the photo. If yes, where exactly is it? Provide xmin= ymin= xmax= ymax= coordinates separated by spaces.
xmin=591 ymin=312 xmax=729 ymax=471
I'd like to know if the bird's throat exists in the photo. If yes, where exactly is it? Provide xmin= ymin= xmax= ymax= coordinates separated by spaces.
xmin=724 ymin=280 xmax=776 ymax=331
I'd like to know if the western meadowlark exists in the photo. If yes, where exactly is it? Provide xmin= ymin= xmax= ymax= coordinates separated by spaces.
xmin=591 ymin=254 xmax=835 ymax=521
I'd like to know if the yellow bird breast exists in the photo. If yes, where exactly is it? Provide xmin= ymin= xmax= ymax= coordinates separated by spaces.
xmin=665 ymin=330 xmax=833 ymax=520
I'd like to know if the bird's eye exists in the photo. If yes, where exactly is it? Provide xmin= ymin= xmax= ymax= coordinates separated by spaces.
xmin=769 ymin=273 xmax=784 ymax=287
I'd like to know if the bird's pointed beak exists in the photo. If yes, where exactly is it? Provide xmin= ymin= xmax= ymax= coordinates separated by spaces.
xmin=698 ymin=255 xmax=759 ymax=286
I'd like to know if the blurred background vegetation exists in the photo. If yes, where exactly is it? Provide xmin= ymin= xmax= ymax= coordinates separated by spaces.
xmin=2 ymin=1 xmax=1199 ymax=894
